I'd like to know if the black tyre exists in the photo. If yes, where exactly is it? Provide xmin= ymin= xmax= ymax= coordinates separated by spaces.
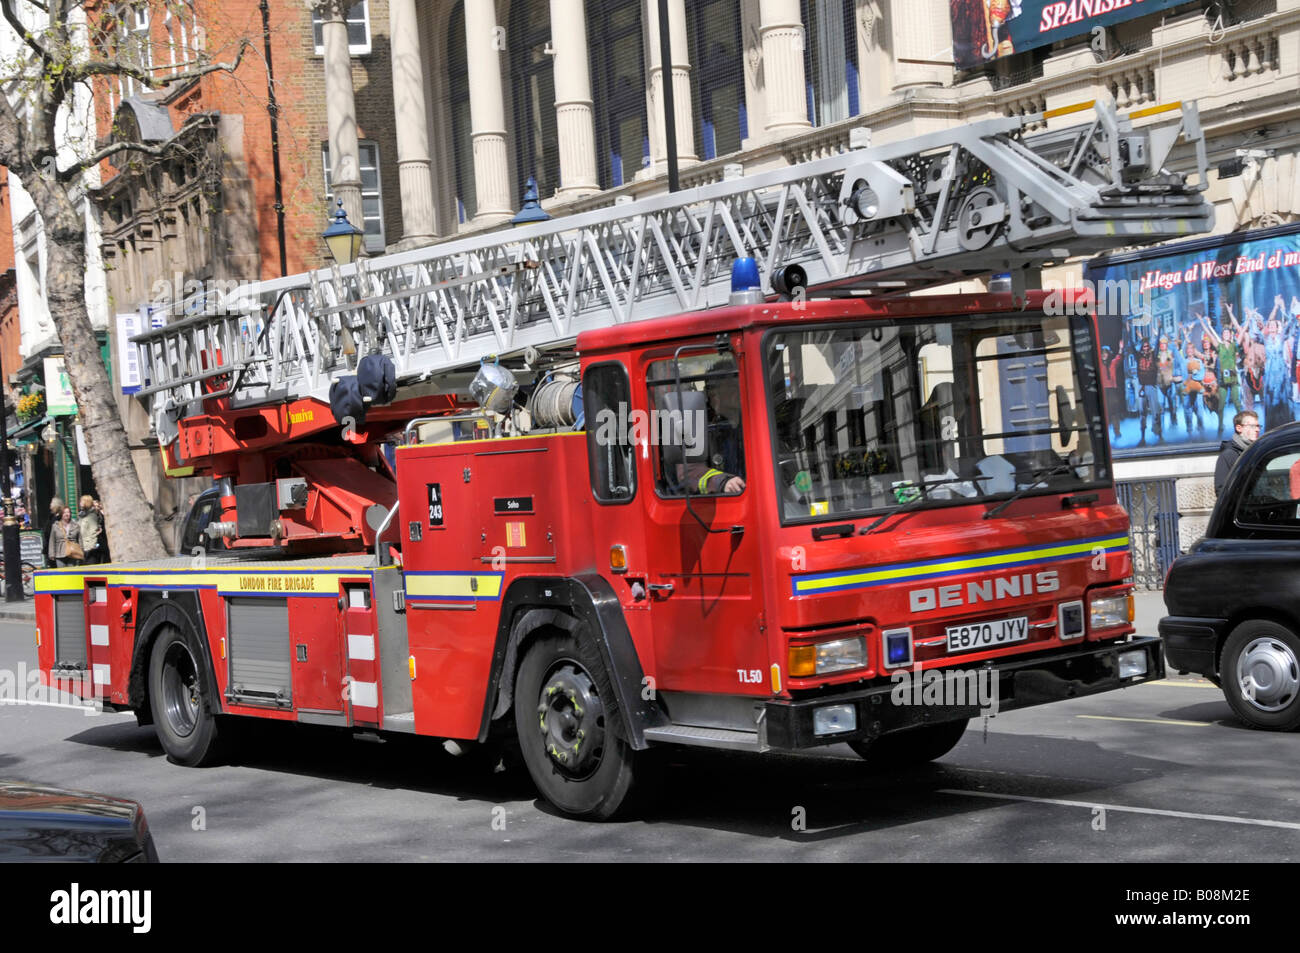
xmin=513 ymin=630 xmax=642 ymax=820
xmin=1221 ymin=620 xmax=1300 ymax=731
xmin=21 ymin=563 xmax=35 ymax=597
xmin=148 ymin=623 xmax=225 ymax=765
xmin=848 ymin=718 xmax=969 ymax=766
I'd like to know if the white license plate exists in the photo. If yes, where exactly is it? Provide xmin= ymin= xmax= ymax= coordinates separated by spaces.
xmin=946 ymin=616 xmax=1029 ymax=653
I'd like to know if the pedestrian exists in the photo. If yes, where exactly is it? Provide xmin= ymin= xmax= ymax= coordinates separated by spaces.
xmin=1215 ymin=411 xmax=1260 ymax=496
xmin=41 ymin=496 xmax=64 ymax=567
xmin=78 ymin=495 xmax=105 ymax=565
xmin=94 ymin=497 xmax=110 ymax=562
xmin=49 ymin=506 xmax=82 ymax=567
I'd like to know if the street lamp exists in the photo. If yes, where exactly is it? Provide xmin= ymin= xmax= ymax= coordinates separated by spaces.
xmin=511 ymin=176 xmax=551 ymax=226
xmin=322 ymin=198 xmax=364 ymax=266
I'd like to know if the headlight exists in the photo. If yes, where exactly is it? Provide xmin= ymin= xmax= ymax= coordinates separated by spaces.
xmin=813 ymin=704 xmax=857 ymax=736
xmin=1090 ymin=592 xmax=1133 ymax=631
xmin=1118 ymin=649 xmax=1148 ymax=679
xmin=789 ymin=636 xmax=868 ymax=677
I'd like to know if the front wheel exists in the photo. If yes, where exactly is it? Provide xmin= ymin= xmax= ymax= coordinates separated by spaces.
xmin=1221 ymin=620 xmax=1300 ymax=730
xmin=148 ymin=623 xmax=225 ymax=765
xmin=848 ymin=719 xmax=969 ymax=766
xmin=513 ymin=630 xmax=642 ymax=820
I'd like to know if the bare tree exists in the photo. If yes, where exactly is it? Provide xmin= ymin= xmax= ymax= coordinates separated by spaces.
xmin=0 ymin=0 xmax=249 ymax=561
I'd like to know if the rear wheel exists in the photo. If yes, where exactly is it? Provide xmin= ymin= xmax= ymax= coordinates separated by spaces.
xmin=148 ymin=623 xmax=225 ymax=765
xmin=848 ymin=719 xmax=969 ymax=766
xmin=514 ymin=630 xmax=642 ymax=820
xmin=1221 ymin=620 xmax=1300 ymax=730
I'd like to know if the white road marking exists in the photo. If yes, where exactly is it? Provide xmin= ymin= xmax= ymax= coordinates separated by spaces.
xmin=0 ymin=698 xmax=100 ymax=714
xmin=1076 ymin=714 xmax=1211 ymax=727
xmin=939 ymin=789 xmax=1300 ymax=831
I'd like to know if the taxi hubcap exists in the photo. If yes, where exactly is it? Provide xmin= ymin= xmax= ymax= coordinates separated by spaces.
xmin=1237 ymin=637 xmax=1299 ymax=712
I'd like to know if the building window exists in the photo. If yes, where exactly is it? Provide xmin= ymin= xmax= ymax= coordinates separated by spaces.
xmin=687 ymin=0 xmax=748 ymax=160
xmin=121 ymin=5 xmax=153 ymax=99
xmin=802 ymin=0 xmax=859 ymax=126
xmin=312 ymin=0 xmax=371 ymax=56
xmin=448 ymin=2 xmax=475 ymax=223
xmin=588 ymin=0 xmax=648 ymax=188
xmin=322 ymin=140 xmax=385 ymax=252
xmin=510 ymin=0 xmax=560 ymax=199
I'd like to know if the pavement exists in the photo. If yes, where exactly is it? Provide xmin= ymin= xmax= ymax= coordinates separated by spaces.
xmin=0 ymin=598 xmax=33 ymax=621
xmin=0 ymin=588 xmax=1174 ymax=629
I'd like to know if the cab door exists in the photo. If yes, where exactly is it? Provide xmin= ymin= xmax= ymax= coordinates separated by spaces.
xmin=638 ymin=349 xmax=768 ymax=697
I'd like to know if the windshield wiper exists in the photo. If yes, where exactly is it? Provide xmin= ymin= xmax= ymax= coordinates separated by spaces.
xmin=982 ymin=462 xmax=1074 ymax=520
xmin=860 ymin=479 xmax=945 ymax=534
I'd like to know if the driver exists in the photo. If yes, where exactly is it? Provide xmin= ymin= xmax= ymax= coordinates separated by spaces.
xmin=689 ymin=363 xmax=746 ymax=495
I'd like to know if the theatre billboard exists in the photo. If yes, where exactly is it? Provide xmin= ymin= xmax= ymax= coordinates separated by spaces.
xmin=1084 ymin=224 xmax=1300 ymax=458
xmin=949 ymin=0 xmax=1186 ymax=71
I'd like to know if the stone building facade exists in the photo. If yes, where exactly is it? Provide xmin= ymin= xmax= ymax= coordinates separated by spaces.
xmin=91 ymin=0 xmax=1300 ymax=559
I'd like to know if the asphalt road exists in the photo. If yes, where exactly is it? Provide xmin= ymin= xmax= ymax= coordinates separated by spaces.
xmin=1 ymin=615 xmax=1296 ymax=863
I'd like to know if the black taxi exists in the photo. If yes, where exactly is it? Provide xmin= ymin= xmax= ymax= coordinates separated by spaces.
xmin=1162 ymin=420 xmax=1300 ymax=730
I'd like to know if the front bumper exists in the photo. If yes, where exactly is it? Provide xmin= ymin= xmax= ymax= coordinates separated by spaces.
xmin=763 ymin=636 xmax=1164 ymax=750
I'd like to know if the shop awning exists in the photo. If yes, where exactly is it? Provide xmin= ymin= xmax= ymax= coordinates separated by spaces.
xmin=11 ymin=415 xmax=51 ymax=442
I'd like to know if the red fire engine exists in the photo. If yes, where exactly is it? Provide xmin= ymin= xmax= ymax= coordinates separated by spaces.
xmin=37 ymin=100 xmax=1210 ymax=818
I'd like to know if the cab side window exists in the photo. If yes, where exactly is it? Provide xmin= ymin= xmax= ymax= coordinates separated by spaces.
xmin=1235 ymin=448 xmax=1300 ymax=530
xmin=646 ymin=354 xmax=745 ymax=497
xmin=584 ymin=362 xmax=636 ymax=504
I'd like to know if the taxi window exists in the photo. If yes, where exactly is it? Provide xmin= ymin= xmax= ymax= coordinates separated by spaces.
xmin=1235 ymin=449 xmax=1300 ymax=529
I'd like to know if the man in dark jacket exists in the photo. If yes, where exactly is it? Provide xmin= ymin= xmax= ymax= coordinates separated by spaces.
xmin=1215 ymin=411 xmax=1260 ymax=496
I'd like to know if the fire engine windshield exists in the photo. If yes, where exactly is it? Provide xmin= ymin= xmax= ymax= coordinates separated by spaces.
xmin=765 ymin=312 xmax=1108 ymax=524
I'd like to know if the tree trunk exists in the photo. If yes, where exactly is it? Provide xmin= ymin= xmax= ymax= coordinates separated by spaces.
xmin=41 ymin=210 xmax=169 ymax=563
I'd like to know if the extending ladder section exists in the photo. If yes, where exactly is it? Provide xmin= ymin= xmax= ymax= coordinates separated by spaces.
xmin=133 ymin=99 xmax=1211 ymax=423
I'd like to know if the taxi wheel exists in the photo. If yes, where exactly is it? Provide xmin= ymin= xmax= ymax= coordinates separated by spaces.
xmin=1221 ymin=621 xmax=1300 ymax=731
xmin=513 ymin=630 xmax=643 ymax=820
xmin=848 ymin=719 xmax=969 ymax=765
xmin=149 ymin=623 xmax=225 ymax=766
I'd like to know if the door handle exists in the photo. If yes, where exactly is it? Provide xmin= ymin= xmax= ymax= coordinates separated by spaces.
xmin=647 ymin=583 xmax=674 ymax=597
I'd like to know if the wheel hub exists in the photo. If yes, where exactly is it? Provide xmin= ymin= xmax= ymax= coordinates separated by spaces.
xmin=162 ymin=642 xmax=201 ymax=737
xmin=536 ymin=662 xmax=605 ymax=778
xmin=1237 ymin=637 xmax=1299 ymax=712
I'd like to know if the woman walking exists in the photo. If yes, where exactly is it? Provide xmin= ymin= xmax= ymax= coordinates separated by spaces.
xmin=78 ymin=495 xmax=105 ymax=565
xmin=50 ymin=506 xmax=82 ymax=567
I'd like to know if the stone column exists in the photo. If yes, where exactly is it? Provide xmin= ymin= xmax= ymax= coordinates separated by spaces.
xmin=550 ymin=0 xmax=599 ymax=196
xmin=317 ymin=0 xmax=364 ymax=239
xmin=644 ymin=0 xmax=697 ymax=175
xmin=889 ymin=0 xmax=948 ymax=91
xmin=759 ymin=0 xmax=810 ymax=136
xmin=464 ymin=0 xmax=514 ymax=223
xmin=389 ymin=0 xmax=437 ymax=243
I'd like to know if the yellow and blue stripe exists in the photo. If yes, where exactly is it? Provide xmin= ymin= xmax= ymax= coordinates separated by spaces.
xmin=790 ymin=534 xmax=1130 ymax=598
xmin=35 ymin=566 xmax=375 ymax=598
xmin=404 ymin=571 xmax=504 ymax=603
